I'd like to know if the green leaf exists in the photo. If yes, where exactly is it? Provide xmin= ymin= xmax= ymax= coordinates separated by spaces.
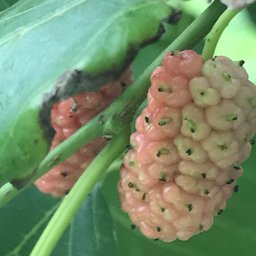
xmin=247 ymin=2 xmax=256 ymax=25
xmin=0 ymin=184 xmax=116 ymax=256
xmin=132 ymin=9 xmax=194 ymax=79
xmin=52 ymin=185 xmax=117 ymax=256
xmin=0 ymin=0 xmax=18 ymax=12
xmin=0 ymin=0 xmax=172 ymax=186
xmin=0 ymin=186 xmax=60 ymax=255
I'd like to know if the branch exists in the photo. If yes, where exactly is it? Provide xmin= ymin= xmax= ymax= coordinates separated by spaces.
xmin=0 ymin=0 xmax=226 ymax=209
xmin=30 ymin=129 xmax=130 ymax=256
xmin=202 ymin=7 xmax=241 ymax=60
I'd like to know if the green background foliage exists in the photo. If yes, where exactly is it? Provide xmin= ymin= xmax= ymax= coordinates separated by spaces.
xmin=0 ymin=0 xmax=170 ymax=186
xmin=0 ymin=0 xmax=18 ymax=11
xmin=0 ymin=1 xmax=256 ymax=255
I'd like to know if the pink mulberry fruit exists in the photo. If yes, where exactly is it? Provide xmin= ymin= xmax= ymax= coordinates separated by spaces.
xmin=118 ymin=50 xmax=256 ymax=242
xmin=35 ymin=68 xmax=132 ymax=197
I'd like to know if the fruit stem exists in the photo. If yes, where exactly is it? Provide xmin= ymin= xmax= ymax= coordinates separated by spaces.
xmin=202 ymin=7 xmax=241 ymax=60
xmin=0 ymin=0 xmax=226 ymax=209
xmin=30 ymin=130 xmax=130 ymax=256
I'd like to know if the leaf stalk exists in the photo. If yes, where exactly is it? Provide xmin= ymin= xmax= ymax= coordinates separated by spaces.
xmin=202 ymin=7 xmax=241 ymax=60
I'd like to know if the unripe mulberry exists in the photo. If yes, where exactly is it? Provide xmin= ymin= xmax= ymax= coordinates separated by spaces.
xmin=118 ymin=50 xmax=255 ymax=242
xmin=35 ymin=69 xmax=132 ymax=197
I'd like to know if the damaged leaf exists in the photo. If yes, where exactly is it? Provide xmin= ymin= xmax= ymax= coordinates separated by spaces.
xmin=0 ymin=0 xmax=171 ymax=187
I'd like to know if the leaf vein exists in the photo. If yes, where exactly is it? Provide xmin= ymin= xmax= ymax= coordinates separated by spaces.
xmin=6 ymin=202 xmax=59 ymax=256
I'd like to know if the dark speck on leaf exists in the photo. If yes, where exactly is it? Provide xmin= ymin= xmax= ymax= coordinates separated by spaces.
xmin=167 ymin=9 xmax=182 ymax=24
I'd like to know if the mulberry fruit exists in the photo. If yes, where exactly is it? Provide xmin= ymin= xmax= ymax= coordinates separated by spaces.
xmin=118 ymin=50 xmax=256 ymax=242
xmin=35 ymin=68 xmax=132 ymax=197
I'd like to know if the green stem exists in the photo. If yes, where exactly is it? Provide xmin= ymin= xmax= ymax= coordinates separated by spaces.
xmin=27 ymin=2 xmax=228 ymax=255
xmin=103 ymin=0 xmax=226 ymax=117
xmin=30 ymin=131 xmax=130 ymax=256
xmin=36 ymin=121 xmax=102 ymax=179
xmin=0 ymin=121 xmax=102 ymax=207
xmin=202 ymin=8 xmax=241 ymax=60
xmin=30 ymin=2 xmax=227 ymax=255
xmin=0 ymin=0 xmax=226 ymax=208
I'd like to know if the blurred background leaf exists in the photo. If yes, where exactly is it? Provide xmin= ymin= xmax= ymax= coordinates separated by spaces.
xmin=0 ymin=186 xmax=60 ymax=255
xmin=52 ymin=185 xmax=117 ymax=256
xmin=247 ymin=2 xmax=256 ymax=25
xmin=0 ymin=185 xmax=116 ymax=256
xmin=0 ymin=1 xmax=256 ymax=256
xmin=0 ymin=0 xmax=19 ymax=11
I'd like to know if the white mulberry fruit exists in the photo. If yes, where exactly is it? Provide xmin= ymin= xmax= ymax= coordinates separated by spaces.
xmin=118 ymin=50 xmax=255 ymax=242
